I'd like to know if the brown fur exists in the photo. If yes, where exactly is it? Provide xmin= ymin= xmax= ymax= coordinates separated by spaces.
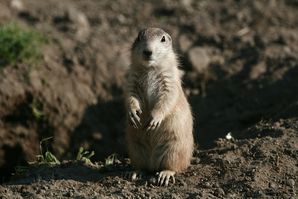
xmin=125 ymin=28 xmax=194 ymax=175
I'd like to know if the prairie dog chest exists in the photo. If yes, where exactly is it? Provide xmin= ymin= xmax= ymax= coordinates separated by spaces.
xmin=138 ymin=70 xmax=161 ymax=106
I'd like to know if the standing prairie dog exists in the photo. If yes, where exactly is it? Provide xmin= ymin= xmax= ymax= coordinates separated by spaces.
xmin=125 ymin=27 xmax=194 ymax=186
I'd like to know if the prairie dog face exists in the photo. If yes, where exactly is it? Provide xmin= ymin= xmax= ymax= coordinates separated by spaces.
xmin=131 ymin=28 xmax=174 ymax=68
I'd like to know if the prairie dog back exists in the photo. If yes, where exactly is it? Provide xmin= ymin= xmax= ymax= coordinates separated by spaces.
xmin=125 ymin=28 xmax=194 ymax=186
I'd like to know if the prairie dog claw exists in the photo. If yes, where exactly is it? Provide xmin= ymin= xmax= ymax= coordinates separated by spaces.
xmin=129 ymin=108 xmax=142 ymax=128
xmin=156 ymin=170 xmax=175 ymax=186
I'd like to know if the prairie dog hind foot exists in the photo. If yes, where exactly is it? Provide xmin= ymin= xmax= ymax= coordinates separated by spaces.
xmin=156 ymin=170 xmax=176 ymax=186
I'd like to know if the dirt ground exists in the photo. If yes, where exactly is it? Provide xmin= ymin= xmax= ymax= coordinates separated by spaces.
xmin=0 ymin=0 xmax=297 ymax=198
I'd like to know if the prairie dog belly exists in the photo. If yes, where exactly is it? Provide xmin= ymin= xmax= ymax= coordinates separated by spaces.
xmin=141 ymin=69 xmax=161 ymax=109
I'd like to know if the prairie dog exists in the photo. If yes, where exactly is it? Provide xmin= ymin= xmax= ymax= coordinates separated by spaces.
xmin=125 ymin=28 xmax=193 ymax=186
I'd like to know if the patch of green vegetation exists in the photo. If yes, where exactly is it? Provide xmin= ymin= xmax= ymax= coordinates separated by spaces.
xmin=30 ymin=137 xmax=60 ymax=166
xmin=30 ymin=99 xmax=44 ymax=121
xmin=105 ymin=153 xmax=119 ymax=166
xmin=14 ymin=141 xmax=99 ymax=178
xmin=76 ymin=147 xmax=95 ymax=164
xmin=0 ymin=22 xmax=46 ymax=67
xmin=35 ymin=151 xmax=60 ymax=165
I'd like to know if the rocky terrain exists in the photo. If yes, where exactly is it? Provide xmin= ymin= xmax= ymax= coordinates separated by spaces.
xmin=0 ymin=0 xmax=297 ymax=198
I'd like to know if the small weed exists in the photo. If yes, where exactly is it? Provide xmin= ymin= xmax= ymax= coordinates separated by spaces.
xmin=29 ymin=137 xmax=60 ymax=166
xmin=76 ymin=147 xmax=95 ymax=164
xmin=105 ymin=153 xmax=119 ymax=166
xmin=35 ymin=151 xmax=60 ymax=165
xmin=30 ymin=99 xmax=44 ymax=121
xmin=0 ymin=22 xmax=46 ymax=67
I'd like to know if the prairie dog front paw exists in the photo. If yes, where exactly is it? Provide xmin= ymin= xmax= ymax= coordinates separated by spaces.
xmin=128 ymin=107 xmax=142 ymax=129
xmin=145 ymin=112 xmax=163 ymax=131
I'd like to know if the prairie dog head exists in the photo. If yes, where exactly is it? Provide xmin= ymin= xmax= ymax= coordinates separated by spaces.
xmin=131 ymin=28 xmax=175 ymax=68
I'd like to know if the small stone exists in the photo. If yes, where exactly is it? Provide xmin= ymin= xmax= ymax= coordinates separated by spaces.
xmin=148 ymin=177 xmax=156 ymax=185
xmin=181 ymin=0 xmax=193 ymax=9
xmin=117 ymin=14 xmax=127 ymax=24
xmin=35 ymin=194 xmax=45 ymax=199
xmin=215 ymin=188 xmax=225 ymax=196
xmin=269 ymin=182 xmax=277 ymax=189
xmin=204 ymin=182 xmax=212 ymax=188
xmin=11 ymin=0 xmax=24 ymax=11
xmin=188 ymin=47 xmax=210 ymax=74
xmin=287 ymin=179 xmax=295 ymax=187
xmin=249 ymin=61 xmax=267 ymax=80
xmin=67 ymin=7 xmax=90 ymax=42
xmin=171 ymin=193 xmax=180 ymax=199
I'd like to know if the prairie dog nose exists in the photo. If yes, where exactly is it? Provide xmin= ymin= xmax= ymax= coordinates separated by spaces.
xmin=143 ymin=50 xmax=152 ymax=57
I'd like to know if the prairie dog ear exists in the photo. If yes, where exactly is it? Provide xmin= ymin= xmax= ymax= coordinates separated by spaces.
xmin=132 ymin=33 xmax=141 ymax=49
xmin=136 ymin=30 xmax=144 ymax=42
xmin=166 ymin=33 xmax=172 ymax=42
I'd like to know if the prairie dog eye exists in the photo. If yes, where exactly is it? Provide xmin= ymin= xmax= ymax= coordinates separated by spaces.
xmin=161 ymin=36 xmax=166 ymax=42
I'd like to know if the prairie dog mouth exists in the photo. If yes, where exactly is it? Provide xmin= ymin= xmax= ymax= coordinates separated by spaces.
xmin=142 ymin=58 xmax=156 ymax=66
xmin=143 ymin=56 xmax=152 ymax=61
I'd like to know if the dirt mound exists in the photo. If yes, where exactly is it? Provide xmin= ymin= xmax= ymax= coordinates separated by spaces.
xmin=0 ymin=0 xmax=298 ymax=197
xmin=1 ymin=119 xmax=297 ymax=198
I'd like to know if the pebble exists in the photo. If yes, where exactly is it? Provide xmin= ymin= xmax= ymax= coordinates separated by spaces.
xmin=269 ymin=182 xmax=277 ymax=189
xmin=249 ymin=61 xmax=267 ymax=80
xmin=287 ymin=179 xmax=295 ymax=187
xmin=204 ymin=182 xmax=212 ymax=188
xmin=148 ymin=177 xmax=156 ymax=185
xmin=11 ymin=0 xmax=24 ymax=11
xmin=171 ymin=193 xmax=180 ymax=199
xmin=215 ymin=188 xmax=225 ymax=196
xmin=67 ymin=7 xmax=90 ymax=42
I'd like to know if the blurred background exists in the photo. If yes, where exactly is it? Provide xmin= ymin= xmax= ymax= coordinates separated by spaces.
xmin=0 ymin=0 xmax=297 ymax=181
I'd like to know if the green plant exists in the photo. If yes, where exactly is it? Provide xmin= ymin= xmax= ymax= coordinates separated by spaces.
xmin=35 ymin=151 xmax=60 ymax=165
xmin=30 ymin=99 xmax=44 ymax=121
xmin=30 ymin=137 xmax=60 ymax=166
xmin=76 ymin=147 xmax=95 ymax=164
xmin=105 ymin=153 xmax=119 ymax=166
xmin=0 ymin=22 xmax=46 ymax=67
